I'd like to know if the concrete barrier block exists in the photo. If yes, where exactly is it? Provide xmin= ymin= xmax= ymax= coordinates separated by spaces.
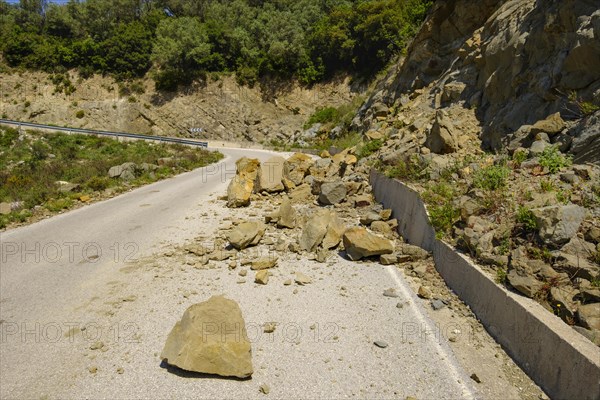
xmin=370 ymin=169 xmax=600 ymax=400
xmin=369 ymin=170 xmax=435 ymax=251
xmin=434 ymin=240 xmax=600 ymax=400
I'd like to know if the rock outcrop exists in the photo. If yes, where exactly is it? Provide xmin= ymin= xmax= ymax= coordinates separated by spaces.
xmin=351 ymin=0 xmax=600 ymax=163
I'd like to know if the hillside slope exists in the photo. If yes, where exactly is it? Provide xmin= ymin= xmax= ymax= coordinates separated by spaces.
xmin=0 ymin=72 xmax=356 ymax=145
xmin=352 ymin=0 xmax=599 ymax=163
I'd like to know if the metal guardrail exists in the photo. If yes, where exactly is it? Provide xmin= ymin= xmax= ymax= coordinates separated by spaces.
xmin=0 ymin=119 xmax=208 ymax=148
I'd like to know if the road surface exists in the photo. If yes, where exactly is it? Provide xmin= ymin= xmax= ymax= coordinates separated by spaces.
xmin=0 ymin=147 xmax=476 ymax=399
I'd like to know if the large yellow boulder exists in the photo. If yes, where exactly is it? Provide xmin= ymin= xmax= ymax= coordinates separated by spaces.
xmin=227 ymin=157 xmax=260 ymax=208
xmin=161 ymin=296 xmax=253 ymax=378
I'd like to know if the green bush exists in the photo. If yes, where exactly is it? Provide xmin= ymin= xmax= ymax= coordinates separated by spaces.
xmin=429 ymin=203 xmax=459 ymax=238
xmin=384 ymin=155 xmax=428 ymax=182
xmin=357 ymin=139 xmax=383 ymax=159
xmin=1 ymin=0 xmax=431 ymax=86
xmin=86 ymin=176 xmax=111 ymax=191
xmin=496 ymin=268 xmax=508 ymax=284
xmin=304 ymin=107 xmax=340 ymax=129
xmin=538 ymin=146 xmax=572 ymax=174
xmin=75 ymin=110 xmax=85 ymax=119
xmin=516 ymin=206 xmax=537 ymax=231
xmin=579 ymin=102 xmax=600 ymax=115
xmin=512 ymin=149 xmax=528 ymax=166
xmin=0 ymin=128 xmax=19 ymax=148
xmin=45 ymin=197 xmax=73 ymax=212
xmin=474 ymin=164 xmax=510 ymax=191
xmin=540 ymin=179 xmax=555 ymax=192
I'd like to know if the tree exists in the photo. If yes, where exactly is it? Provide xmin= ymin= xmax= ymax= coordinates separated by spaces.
xmin=103 ymin=21 xmax=153 ymax=79
xmin=151 ymin=16 xmax=212 ymax=89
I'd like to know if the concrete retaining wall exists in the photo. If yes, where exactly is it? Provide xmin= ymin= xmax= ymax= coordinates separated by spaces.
xmin=369 ymin=170 xmax=600 ymax=400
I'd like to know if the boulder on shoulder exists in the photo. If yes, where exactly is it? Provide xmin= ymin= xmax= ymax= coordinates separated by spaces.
xmin=227 ymin=158 xmax=260 ymax=208
xmin=300 ymin=209 xmax=346 ymax=252
xmin=319 ymin=181 xmax=347 ymax=205
xmin=284 ymin=153 xmax=314 ymax=185
xmin=257 ymin=156 xmax=286 ymax=193
xmin=342 ymin=227 xmax=394 ymax=261
xmin=277 ymin=198 xmax=296 ymax=229
xmin=160 ymin=296 xmax=253 ymax=378
xmin=109 ymin=162 xmax=138 ymax=180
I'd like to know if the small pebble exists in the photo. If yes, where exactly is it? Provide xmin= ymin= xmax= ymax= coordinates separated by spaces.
xmin=431 ymin=299 xmax=445 ymax=310
xmin=259 ymin=384 xmax=270 ymax=395
xmin=90 ymin=341 xmax=104 ymax=351
xmin=417 ymin=285 xmax=432 ymax=299
xmin=263 ymin=323 xmax=276 ymax=333
xmin=470 ymin=373 xmax=481 ymax=383
xmin=383 ymin=288 xmax=399 ymax=298
xmin=374 ymin=340 xmax=388 ymax=348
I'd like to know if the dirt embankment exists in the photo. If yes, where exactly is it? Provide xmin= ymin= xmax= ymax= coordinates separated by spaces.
xmin=0 ymin=72 xmax=359 ymax=144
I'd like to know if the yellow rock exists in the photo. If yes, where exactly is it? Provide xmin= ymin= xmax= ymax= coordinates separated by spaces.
xmin=284 ymin=153 xmax=314 ymax=185
xmin=161 ymin=296 xmax=253 ymax=378
xmin=227 ymin=157 xmax=260 ymax=208
xmin=342 ymin=226 xmax=394 ymax=260
xmin=255 ymin=270 xmax=270 ymax=284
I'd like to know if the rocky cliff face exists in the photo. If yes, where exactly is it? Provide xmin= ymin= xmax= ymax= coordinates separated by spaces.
xmin=353 ymin=0 xmax=600 ymax=163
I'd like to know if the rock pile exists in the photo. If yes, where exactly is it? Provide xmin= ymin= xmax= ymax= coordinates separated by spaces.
xmin=224 ymin=152 xmax=402 ymax=267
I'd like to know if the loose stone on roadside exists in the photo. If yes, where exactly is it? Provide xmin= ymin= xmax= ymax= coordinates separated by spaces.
xmin=417 ymin=286 xmax=432 ymax=299
xmin=259 ymin=384 xmax=271 ymax=395
xmin=255 ymin=270 xmax=270 ymax=285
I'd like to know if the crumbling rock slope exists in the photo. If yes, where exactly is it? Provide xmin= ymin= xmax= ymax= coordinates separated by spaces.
xmin=353 ymin=0 xmax=599 ymax=163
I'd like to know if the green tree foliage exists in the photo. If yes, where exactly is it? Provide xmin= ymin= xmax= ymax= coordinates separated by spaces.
xmin=0 ymin=0 xmax=432 ymax=87
xmin=151 ymin=17 xmax=212 ymax=89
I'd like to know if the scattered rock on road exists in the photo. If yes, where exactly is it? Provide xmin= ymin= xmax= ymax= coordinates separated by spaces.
xmin=251 ymin=257 xmax=278 ymax=271
xmin=227 ymin=221 xmax=266 ymax=250
xmin=255 ymin=270 xmax=270 ymax=285
xmin=259 ymin=383 xmax=271 ymax=395
xmin=342 ymin=227 xmax=394 ymax=260
xmin=319 ymin=181 xmax=347 ymax=205
xmin=257 ymin=156 xmax=286 ymax=193
xmin=383 ymin=288 xmax=399 ymax=298
xmin=294 ymin=272 xmax=312 ymax=285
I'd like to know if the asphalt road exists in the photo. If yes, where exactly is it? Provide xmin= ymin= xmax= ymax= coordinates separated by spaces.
xmin=0 ymin=147 xmax=477 ymax=399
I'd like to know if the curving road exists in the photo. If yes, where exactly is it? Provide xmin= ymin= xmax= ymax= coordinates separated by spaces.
xmin=0 ymin=145 xmax=476 ymax=399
